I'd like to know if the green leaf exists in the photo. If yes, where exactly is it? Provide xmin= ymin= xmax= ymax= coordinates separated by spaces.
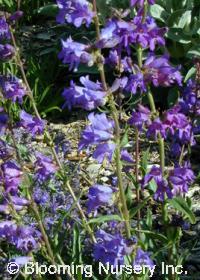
xmin=136 ymin=230 xmax=168 ymax=243
xmin=167 ymin=28 xmax=191 ymax=44
xmin=168 ymin=197 xmax=196 ymax=224
xmin=141 ymin=148 xmax=150 ymax=174
xmin=129 ymin=197 xmax=150 ymax=218
xmin=88 ymin=215 xmax=122 ymax=224
xmin=167 ymin=88 xmax=179 ymax=107
xmin=187 ymin=46 xmax=200 ymax=59
xmin=37 ymin=4 xmax=58 ymax=17
xmin=150 ymin=4 xmax=169 ymax=23
xmin=120 ymin=129 xmax=129 ymax=148
xmin=178 ymin=10 xmax=192 ymax=28
xmin=72 ymin=224 xmax=82 ymax=264
xmin=184 ymin=67 xmax=196 ymax=82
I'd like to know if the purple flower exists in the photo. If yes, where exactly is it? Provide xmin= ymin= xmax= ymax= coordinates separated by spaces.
xmin=163 ymin=106 xmax=195 ymax=145
xmin=35 ymin=152 xmax=58 ymax=181
xmin=58 ymin=37 xmax=94 ymax=71
xmin=9 ymin=11 xmax=24 ymax=22
xmin=33 ymin=188 xmax=50 ymax=205
xmin=125 ymin=72 xmax=146 ymax=94
xmin=179 ymin=80 xmax=200 ymax=116
xmin=87 ymin=184 xmax=113 ymax=213
xmin=0 ymin=75 xmax=26 ymax=103
xmin=0 ymin=221 xmax=17 ymax=239
xmin=94 ymin=230 xmax=131 ymax=266
xmin=132 ymin=15 xmax=166 ymax=51
xmin=130 ymin=0 xmax=155 ymax=7
xmin=97 ymin=19 xmax=135 ymax=53
xmin=169 ymin=167 xmax=195 ymax=195
xmin=62 ymin=76 xmax=106 ymax=110
xmin=79 ymin=113 xmax=115 ymax=150
xmin=133 ymin=248 xmax=154 ymax=268
xmin=0 ymin=139 xmax=14 ymax=159
xmin=141 ymin=166 xmax=173 ymax=201
xmin=97 ymin=20 xmax=121 ymax=49
xmin=0 ymin=16 xmax=10 ymax=40
xmin=0 ymin=110 xmax=8 ymax=135
xmin=144 ymin=55 xmax=182 ymax=87
xmin=13 ymin=226 xmax=41 ymax=252
xmin=10 ymin=256 xmax=32 ymax=267
xmin=121 ymin=149 xmax=134 ymax=171
xmin=56 ymin=0 xmax=94 ymax=27
xmin=1 ymin=161 xmax=22 ymax=194
xmin=147 ymin=118 xmax=166 ymax=140
xmin=106 ymin=50 xmax=120 ymax=68
xmin=129 ymin=105 xmax=151 ymax=131
xmin=20 ymin=110 xmax=45 ymax=136
xmin=170 ymin=142 xmax=182 ymax=158
xmin=93 ymin=142 xmax=116 ymax=163
xmin=0 ymin=44 xmax=15 ymax=61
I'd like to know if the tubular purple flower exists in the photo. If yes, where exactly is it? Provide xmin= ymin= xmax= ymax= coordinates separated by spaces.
xmin=131 ymin=15 xmax=167 ymax=51
xmin=62 ymin=76 xmax=107 ymax=110
xmin=9 ymin=11 xmax=24 ymax=22
xmin=79 ymin=112 xmax=115 ymax=150
xmin=0 ymin=139 xmax=14 ymax=159
xmin=56 ymin=0 xmax=95 ymax=27
xmin=1 ymin=161 xmax=22 ymax=194
xmin=13 ymin=226 xmax=41 ymax=252
xmin=130 ymin=0 xmax=155 ymax=7
xmin=10 ymin=256 xmax=32 ymax=267
xmin=179 ymin=80 xmax=200 ymax=116
xmin=141 ymin=166 xmax=173 ymax=201
xmin=0 ymin=16 xmax=10 ymax=40
xmin=169 ymin=167 xmax=195 ymax=195
xmin=0 ymin=110 xmax=8 ymax=135
xmin=0 ymin=75 xmax=26 ymax=103
xmin=20 ymin=110 xmax=45 ymax=136
xmin=92 ymin=142 xmax=116 ymax=163
xmin=94 ymin=229 xmax=131 ymax=267
xmin=0 ymin=44 xmax=15 ymax=61
xmin=144 ymin=55 xmax=182 ymax=87
xmin=147 ymin=118 xmax=166 ymax=140
xmin=35 ymin=152 xmax=58 ymax=181
xmin=87 ymin=184 xmax=113 ymax=213
xmin=125 ymin=72 xmax=146 ymax=94
xmin=163 ymin=106 xmax=195 ymax=145
xmin=129 ymin=105 xmax=151 ymax=131
xmin=133 ymin=248 xmax=154 ymax=268
xmin=58 ymin=37 xmax=94 ymax=71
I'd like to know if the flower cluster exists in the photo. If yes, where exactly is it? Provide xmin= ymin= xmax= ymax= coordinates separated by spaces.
xmin=94 ymin=229 xmax=133 ymax=266
xmin=62 ymin=76 xmax=107 ymax=110
xmin=0 ymin=221 xmax=41 ymax=253
xmin=56 ymin=0 xmax=95 ymax=27
xmin=87 ymin=184 xmax=114 ymax=214
xmin=142 ymin=165 xmax=195 ymax=200
xmin=20 ymin=110 xmax=45 ymax=136
xmin=79 ymin=113 xmax=116 ymax=163
xmin=0 ymin=75 xmax=26 ymax=103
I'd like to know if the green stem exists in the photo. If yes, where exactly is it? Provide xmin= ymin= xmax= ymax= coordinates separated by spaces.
xmin=92 ymin=0 xmax=131 ymax=238
xmin=135 ymin=129 xmax=141 ymax=233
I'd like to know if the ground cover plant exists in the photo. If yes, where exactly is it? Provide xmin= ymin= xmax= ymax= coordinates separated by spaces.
xmin=0 ymin=0 xmax=200 ymax=279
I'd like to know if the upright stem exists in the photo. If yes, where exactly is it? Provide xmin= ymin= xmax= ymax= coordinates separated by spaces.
xmin=92 ymin=0 xmax=131 ymax=238
xmin=135 ymin=129 xmax=141 ymax=231
xmin=110 ymin=98 xmax=131 ymax=238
